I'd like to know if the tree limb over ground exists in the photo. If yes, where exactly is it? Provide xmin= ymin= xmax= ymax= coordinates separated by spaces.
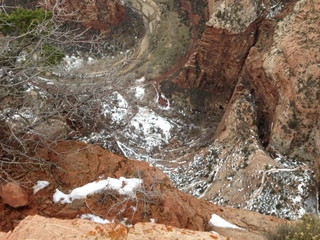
xmin=0 ymin=2 xmax=120 ymax=182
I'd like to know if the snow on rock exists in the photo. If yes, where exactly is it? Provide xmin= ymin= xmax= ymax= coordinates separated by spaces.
xmin=209 ymin=214 xmax=245 ymax=230
xmin=33 ymin=181 xmax=50 ymax=194
xmin=101 ymin=91 xmax=129 ymax=125
xmin=118 ymin=106 xmax=173 ymax=160
xmin=134 ymin=86 xmax=145 ymax=99
xmin=53 ymin=177 xmax=143 ymax=204
xmin=80 ymin=214 xmax=110 ymax=224
xmin=130 ymin=107 xmax=171 ymax=143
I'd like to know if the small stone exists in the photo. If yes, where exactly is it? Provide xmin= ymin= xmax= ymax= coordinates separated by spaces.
xmin=1 ymin=183 xmax=29 ymax=208
xmin=54 ymin=209 xmax=78 ymax=219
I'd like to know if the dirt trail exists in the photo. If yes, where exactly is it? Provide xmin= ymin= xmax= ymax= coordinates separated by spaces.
xmin=117 ymin=0 xmax=160 ymax=75
xmin=37 ymin=0 xmax=200 ymax=104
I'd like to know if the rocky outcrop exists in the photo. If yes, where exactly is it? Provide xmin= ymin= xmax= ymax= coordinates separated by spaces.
xmin=174 ymin=0 xmax=320 ymax=219
xmin=0 ymin=215 xmax=230 ymax=240
xmin=178 ymin=17 xmax=262 ymax=97
xmin=219 ymin=0 xmax=320 ymax=178
xmin=258 ymin=0 xmax=320 ymax=160
xmin=177 ymin=0 xmax=269 ymax=97
xmin=41 ymin=0 xmax=125 ymax=32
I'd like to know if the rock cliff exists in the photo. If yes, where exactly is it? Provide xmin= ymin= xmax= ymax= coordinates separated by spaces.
xmin=41 ymin=0 xmax=125 ymax=32
xmin=175 ymin=0 xmax=320 ymax=218
xmin=178 ymin=0 xmax=266 ymax=97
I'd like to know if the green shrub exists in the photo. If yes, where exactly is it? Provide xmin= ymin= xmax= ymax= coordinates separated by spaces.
xmin=287 ymin=119 xmax=298 ymax=129
xmin=0 ymin=8 xmax=64 ymax=66
xmin=266 ymin=214 xmax=320 ymax=240
xmin=215 ymin=10 xmax=222 ymax=19
xmin=0 ymin=8 xmax=52 ymax=36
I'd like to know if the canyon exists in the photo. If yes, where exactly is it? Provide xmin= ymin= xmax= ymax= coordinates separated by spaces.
xmin=0 ymin=0 xmax=319 ymax=239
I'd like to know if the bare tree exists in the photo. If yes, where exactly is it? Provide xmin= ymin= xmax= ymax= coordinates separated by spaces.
xmin=0 ymin=2 xmax=119 ymax=182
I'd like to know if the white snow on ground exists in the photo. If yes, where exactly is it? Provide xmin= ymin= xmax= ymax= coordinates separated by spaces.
xmin=130 ymin=107 xmax=172 ymax=143
xmin=136 ymin=76 xmax=145 ymax=83
xmin=117 ymin=106 xmax=173 ymax=159
xmin=53 ymin=177 xmax=143 ymax=204
xmin=134 ymin=86 xmax=145 ymax=99
xmin=267 ymin=3 xmax=284 ymax=18
xmin=209 ymin=214 xmax=245 ymax=230
xmin=33 ymin=181 xmax=50 ymax=194
xmin=80 ymin=214 xmax=110 ymax=224
xmin=63 ymin=55 xmax=84 ymax=71
xmin=101 ymin=91 xmax=129 ymax=124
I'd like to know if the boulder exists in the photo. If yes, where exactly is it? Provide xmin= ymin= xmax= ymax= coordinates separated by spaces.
xmin=1 ymin=183 xmax=29 ymax=208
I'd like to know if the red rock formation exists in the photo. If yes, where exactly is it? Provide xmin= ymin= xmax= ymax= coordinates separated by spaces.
xmin=0 ymin=141 xmax=284 ymax=238
xmin=239 ymin=0 xmax=320 ymax=161
xmin=0 ymin=215 xmax=229 ymax=240
xmin=177 ymin=0 xmax=272 ymax=97
xmin=41 ymin=0 xmax=125 ymax=32
xmin=177 ymin=0 xmax=320 ymax=216
xmin=178 ymin=16 xmax=263 ymax=98
xmin=1 ymin=183 xmax=29 ymax=208
xmin=179 ymin=0 xmax=320 ymax=161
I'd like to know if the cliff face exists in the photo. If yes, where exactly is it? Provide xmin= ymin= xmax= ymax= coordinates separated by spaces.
xmin=259 ymin=0 xmax=320 ymax=159
xmin=176 ymin=0 xmax=320 ymax=218
xmin=222 ymin=0 xmax=320 ymax=171
xmin=178 ymin=18 xmax=262 ymax=97
xmin=42 ymin=0 xmax=125 ymax=32
xmin=187 ymin=0 xmax=320 ymax=164
xmin=178 ymin=0 xmax=266 ymax=97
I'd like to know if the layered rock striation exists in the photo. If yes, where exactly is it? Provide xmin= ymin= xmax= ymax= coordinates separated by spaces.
xmin=175 ymin=0 xmax=320 ymax=218
xmin=184 ymin=19 xmax=263 ymax=96
xmin=178 ymin=0 xmax=265 ymax=97
xmin=41 ymin=0 xmax=125 ymax=32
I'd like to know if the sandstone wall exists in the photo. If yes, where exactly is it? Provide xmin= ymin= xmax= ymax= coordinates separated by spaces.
xmin=41 ymin=0 xmax=125 ymax=32
xmin=178 ymin=17 xmax=263 ymax=98
xmin=177 ymin=0 xmax=320 ymax=217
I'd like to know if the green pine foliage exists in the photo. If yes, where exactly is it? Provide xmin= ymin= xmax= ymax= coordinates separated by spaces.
xmin=0 ymin=8 xmax=52 ymax=36
xmin=0 ymin=8 xmax=64 ymax=67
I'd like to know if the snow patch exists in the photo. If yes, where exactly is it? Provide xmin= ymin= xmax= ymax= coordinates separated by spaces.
xmin=33 ymin=181 xmax=50 ymax=194
xmin=80 ymin=214 xmax=110 ymax=224
xmin=63 ymin=55 xmax=84 ymax=71
xmin=209 ymin=214 xmax=245 ymax=230
xmin=53 ymin=177 xmax=143 ymax=204
xmin=130 ymin=107 xmax=171 ymax=143
xmin=134 ymin=86 xmax=145 ymax=99
xmin=101 ymin=91 xmax=129 ymax=124
xmin=136 ymin=76 xmax=145 ymax=83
